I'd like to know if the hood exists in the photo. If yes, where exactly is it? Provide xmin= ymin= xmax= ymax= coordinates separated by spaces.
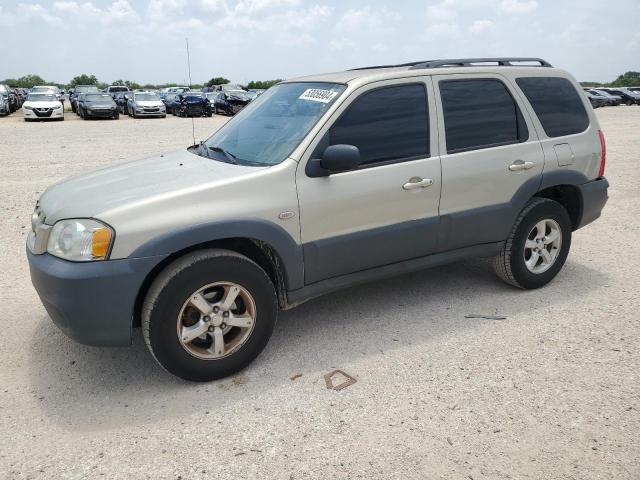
xmin=136 ymin=100 xmax=164 ymax=107
xmin=184 ymin=97 xmax=206 ymax=103
xmin=24 ymin=101 xmax=61 ymax=108
xmin=39 ymin=149 xmax=264 ymax=224
xmin=86 ymin=102 xmax=115 ymax=108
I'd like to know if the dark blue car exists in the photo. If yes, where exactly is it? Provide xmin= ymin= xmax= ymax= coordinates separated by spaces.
xmin=174 ymin=92 xmax=212 ymax=117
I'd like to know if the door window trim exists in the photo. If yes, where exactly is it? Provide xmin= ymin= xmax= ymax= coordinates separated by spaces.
xmin=305 ymin=81 xmax=431 ymax=177
xmin=438 ymin=77 xmax=530 ymax=155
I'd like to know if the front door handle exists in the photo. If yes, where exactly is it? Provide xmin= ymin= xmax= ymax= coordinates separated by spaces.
xmin=403 ymin=177 xmax=434 ymax=190
xmin=509 ymin=160 xmax=535 ymax=172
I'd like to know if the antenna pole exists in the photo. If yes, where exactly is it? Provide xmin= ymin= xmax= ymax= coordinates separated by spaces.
xmin=186 ymin=37 xmax=196 ymax=146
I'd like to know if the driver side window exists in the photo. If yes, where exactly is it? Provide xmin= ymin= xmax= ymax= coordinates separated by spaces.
xmin=328 ymin=84 xmax=430 ymax=167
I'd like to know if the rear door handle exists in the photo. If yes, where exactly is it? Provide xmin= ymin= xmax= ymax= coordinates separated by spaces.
xmin=509 ymin=160 xmax=535 ymax=171
xmin=403 ymin=177 xmax=434 ymax=190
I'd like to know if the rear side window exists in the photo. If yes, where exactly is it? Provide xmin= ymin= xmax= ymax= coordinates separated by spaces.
xmin=439 ymin=79 xmax=528 ymax=154
xmin=329 ymin=84 xmax=429 ymax=166
xmin=516 ymin=77 xmax=589 ymax=137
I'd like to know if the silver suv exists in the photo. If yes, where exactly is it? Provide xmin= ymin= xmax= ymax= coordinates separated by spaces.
xmin=27 ymin=58 xmax=609 ymax=381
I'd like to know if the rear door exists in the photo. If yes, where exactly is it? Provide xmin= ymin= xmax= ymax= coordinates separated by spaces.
xmin=434 ymin=74 xmax=544 ymax=251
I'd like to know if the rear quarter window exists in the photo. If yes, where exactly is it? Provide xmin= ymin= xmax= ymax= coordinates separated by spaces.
xmin=516 ymin=77 xmax=589 ymax=138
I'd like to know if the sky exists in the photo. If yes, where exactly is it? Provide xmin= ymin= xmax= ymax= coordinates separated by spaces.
xmin=1 ymin=0 xmax=639 ymax=85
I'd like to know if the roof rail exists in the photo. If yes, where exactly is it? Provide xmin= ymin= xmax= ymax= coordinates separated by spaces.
xmin=408 ymin=57 xmax=552 ymax=69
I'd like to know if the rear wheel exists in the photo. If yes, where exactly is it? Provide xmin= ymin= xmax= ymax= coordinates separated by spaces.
xmin=142 ymin=249 xmax=278 ymax=382
xmin=493 ymin=197 xmax=572 ymax=289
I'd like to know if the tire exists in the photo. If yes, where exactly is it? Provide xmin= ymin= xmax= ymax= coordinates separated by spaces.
xmin=113 ymin=111 xmax=119 ymax=120
xmin=493 ymin=197 xmax=572 ymax=289
xmin=142 ymin=249 xmax=278 ymax=382
xmin=626 ymin=100 xmax=633 ymax=106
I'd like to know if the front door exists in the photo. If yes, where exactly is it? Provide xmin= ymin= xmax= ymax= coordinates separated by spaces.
xmin=296 ymin=78 xmax=442 ymax=284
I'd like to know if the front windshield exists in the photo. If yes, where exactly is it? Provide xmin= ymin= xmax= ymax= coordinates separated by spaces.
xmin=135 ymin=93 xmax=160 ymax=101
xmin=206 ymin=93 xmax=218 ymax=101
xmin=77 ymin=86 xmax=99 ymax=93
xmin=32 ymin=87 xmax=55 ymax=93
xmin=221 ymin=84 xmax=243 ymax=91
xmin=27 ymin=94 xmax=58 ymax=102
xmin=203 ymin=82 xmax=346 ymax=166
xmin=85 ymin=94 xmax=112 ymax=102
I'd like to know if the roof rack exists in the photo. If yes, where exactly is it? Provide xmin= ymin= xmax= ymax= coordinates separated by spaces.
xmin=408 ymin=57 xmax=552 ymax=69
xmin=349 ymin=57 xmax=552 ymax=71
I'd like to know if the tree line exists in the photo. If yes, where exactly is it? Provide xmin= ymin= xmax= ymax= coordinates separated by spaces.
xmin=5 ymin=71 xmax=638 ymax=90
xmin=0 ymin=73 xmax=284 ymax=90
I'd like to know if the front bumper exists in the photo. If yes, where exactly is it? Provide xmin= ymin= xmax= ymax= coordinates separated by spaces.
xmin=23 ymin=108 xmax=63 ymax=119
xmin=134 ymin=108 xmax=166 ymax=116
xmin=27 ymin=249 xmax=166 ymax=346
xmin=86 ymin=108 xmax=117 ymax=118
xmin=576 ymin=177 xmax=609 ymax=230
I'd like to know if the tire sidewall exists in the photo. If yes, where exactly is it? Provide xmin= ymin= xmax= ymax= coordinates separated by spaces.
xmin=147 ymin=254 xmax=277 ymax=381
xmin=509 ymin=200 xmax=572 ymax=289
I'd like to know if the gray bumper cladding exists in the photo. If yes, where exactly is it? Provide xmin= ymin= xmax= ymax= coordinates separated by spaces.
xmin=576 ymin=177 xmax=609 ymax=229
xmin=27 ymin=248 xmax=165 ymax=346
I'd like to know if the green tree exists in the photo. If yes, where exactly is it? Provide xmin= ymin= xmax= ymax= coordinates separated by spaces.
xmin=246 ymin=79 xmax=283 ymax=90
xmin=580 ymin=81 xmax=605 ymax=88
xmin=2 ymin=74 xmax=48 ymax=88
xmin=69 ymin=74 xmax=99 ymax=87
xmin=206 ymin=77 xmax=230 ymax=87
xmin=610 ymin=71 xmax=640 ymax=87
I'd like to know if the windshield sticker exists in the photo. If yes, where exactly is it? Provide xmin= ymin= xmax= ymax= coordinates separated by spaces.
xmin=299 ymin=88 xmax=338 ymax=103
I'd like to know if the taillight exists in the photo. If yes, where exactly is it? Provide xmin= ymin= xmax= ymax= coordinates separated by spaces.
xmin=598 ymin=130 xmax=606 ymax=177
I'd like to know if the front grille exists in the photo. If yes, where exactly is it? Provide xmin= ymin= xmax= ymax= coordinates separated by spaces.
xmin=90 ymin=109 xmax=114 ymax=117
xmin=34 ymin=108 xmax=53 ymax=117
xmin=143 ymin=107 xmax=160 ymax=112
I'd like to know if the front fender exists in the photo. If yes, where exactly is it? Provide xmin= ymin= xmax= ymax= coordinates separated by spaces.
xmin=129 ymin=219 xmax=304 ymax=290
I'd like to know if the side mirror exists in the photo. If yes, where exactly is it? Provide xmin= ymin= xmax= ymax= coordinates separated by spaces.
xmin=307 ymin=144 xmax=361 ymax=177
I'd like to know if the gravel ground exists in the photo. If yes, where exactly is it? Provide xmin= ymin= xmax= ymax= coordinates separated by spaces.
xmin=0 ymin=107 xmax=638 ymax=480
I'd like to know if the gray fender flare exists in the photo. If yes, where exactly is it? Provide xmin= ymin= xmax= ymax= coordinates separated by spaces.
xmin=130 ymin=219 xmax=304 ymax=290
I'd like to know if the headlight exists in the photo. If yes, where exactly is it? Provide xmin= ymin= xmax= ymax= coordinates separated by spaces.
xmin=54 ymin=104 xmax=62 ymax=109
xmin=24 ymin=105 xmax=33 ymax=110
xmin=47 ymin=219 xmax=114 ymax=261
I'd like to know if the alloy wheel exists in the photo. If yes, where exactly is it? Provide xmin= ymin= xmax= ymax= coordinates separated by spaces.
xmin=523 ymin=219 xmax=562 ymax=274
xmin=176 ymin=282 xmax=256 ymax=360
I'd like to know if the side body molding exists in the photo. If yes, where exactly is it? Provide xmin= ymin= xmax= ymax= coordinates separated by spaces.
xmin=130 ymin=219 xmax=305 ymax=290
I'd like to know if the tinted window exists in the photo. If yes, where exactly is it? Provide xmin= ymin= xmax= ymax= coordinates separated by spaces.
xmin=516 ymin=77 xmax=589 ymax=137
xmin=440 ymin=79 xmax=528 ymax=154
xmin=329 ymin=84 xmax=429 ymax=165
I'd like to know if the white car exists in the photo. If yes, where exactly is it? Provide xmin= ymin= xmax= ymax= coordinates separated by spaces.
xmin=22 ymin=93 xmax=64 ymax=121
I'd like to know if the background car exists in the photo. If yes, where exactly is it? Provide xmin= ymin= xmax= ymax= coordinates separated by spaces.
xmin=174 ymin=92 xmax=212 ymax=117
xmin=78 ymin=92 xmax=119 ymax=120
xmin=0 ymin=93 xmax=9 ymax=116
xmin=126 ymin=91 xmax=166 ymax=118
xmin=105 ymin=85 xmax=130 ymax=98
xmin=22 ymin=93 xmax=64 ymax=122
xmin=600 ymin=87 xmax=640 ymax=105
xmin=162 ymin=93 xmax=181 ymax=114
xmin=70 ymin=85 xmax=99 ymax=113
xmin=210 ymin=89 xmax=251 ymax=115
xmin=584 ymin=90 xmax=606 ymax=108
xmin=587 ymin=89 xmax=621 ymax=106
xmin=0 ymin=85 xmax=19 ymax=113
xmin=113 ymin=91 xmax=133 ymax=113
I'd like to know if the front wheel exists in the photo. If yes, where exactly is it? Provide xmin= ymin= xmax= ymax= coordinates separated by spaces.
xmin=142 ymin=249 xmax=278 ymax=382
xmin=493 ymin=197 xmax=572 ymax=289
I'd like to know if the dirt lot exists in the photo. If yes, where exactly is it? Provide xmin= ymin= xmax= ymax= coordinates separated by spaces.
xmin=0 ymin=107 xmax=638 ymax=479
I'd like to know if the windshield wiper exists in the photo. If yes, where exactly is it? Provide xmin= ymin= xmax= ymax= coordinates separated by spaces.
xmin=208 ymin=145 xmax=238 ymax=164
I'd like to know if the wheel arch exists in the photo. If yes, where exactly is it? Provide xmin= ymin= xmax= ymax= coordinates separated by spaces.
xmin=130 ymin=220 xmax=304 ymax=326
xmin=535 ymin=170 xmax=589 ymax=231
